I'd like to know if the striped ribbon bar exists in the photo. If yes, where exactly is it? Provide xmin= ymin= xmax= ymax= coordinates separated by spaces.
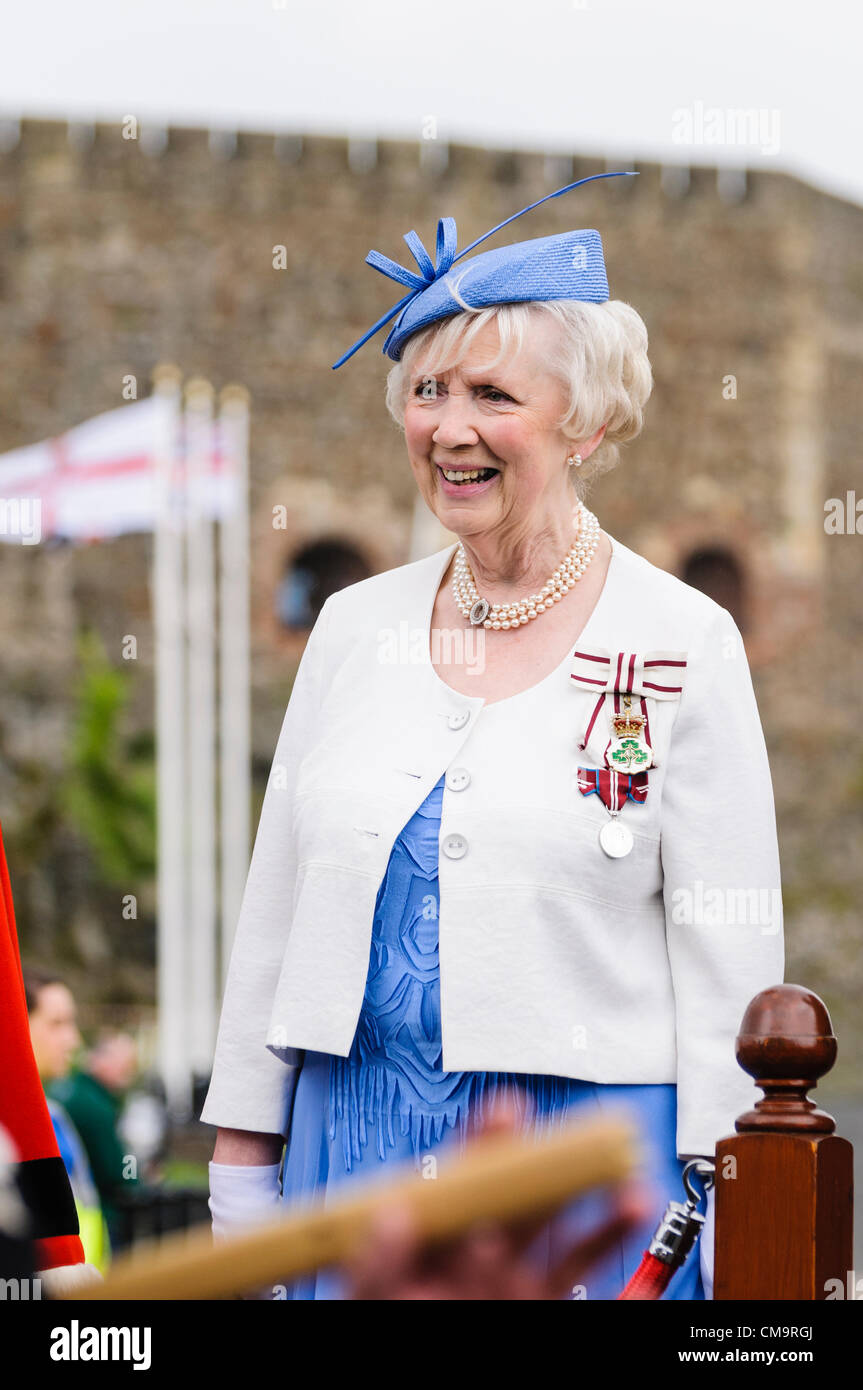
xmin=577 ymin=766 xmax=649 ymax=813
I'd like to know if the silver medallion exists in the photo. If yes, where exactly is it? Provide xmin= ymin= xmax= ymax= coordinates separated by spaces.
xmin=599 ymin=817 xmax=633 ymax=858
xmin=469 ymin=597 xmax=490 ymax=626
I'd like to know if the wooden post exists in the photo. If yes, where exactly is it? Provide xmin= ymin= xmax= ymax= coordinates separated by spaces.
xmin=714 ymin=983 xmax=854 ymax=1300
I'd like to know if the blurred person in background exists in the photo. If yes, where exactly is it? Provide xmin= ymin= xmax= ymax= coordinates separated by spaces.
xmin=23 ymin=967 xmax=111 ymax=1272
xmin=47 ymin=1028 xmax=141 ymax=1250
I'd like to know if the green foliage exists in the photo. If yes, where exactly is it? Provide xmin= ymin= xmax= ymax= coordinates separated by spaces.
xmin=157 ymin=1158 xmax=209 ymax=1190
xmin=60 ymin=628 xmax=156 ymax=884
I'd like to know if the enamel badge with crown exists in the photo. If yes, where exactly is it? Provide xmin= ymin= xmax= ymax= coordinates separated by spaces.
xmin=607 ymin=701 xmax=653 ymax=772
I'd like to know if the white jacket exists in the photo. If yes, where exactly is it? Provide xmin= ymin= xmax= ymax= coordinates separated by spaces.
xmin=200 ymin=532 xmax=784 ymax=1159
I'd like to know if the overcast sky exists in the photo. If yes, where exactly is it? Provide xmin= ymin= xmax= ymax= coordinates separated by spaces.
xmin=1 ymin=0 xmax=861 ymax=207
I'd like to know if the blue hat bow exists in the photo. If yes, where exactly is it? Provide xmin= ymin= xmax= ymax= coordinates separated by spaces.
xmin=366 ymin=216 xmax=458 ymax=292
xmin=332 ymin=170 xmax=637 ymax=370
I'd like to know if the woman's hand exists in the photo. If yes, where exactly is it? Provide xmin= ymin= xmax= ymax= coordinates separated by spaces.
xmin=209 ymin=1128 xmax=286 ymax=1257
xmin=344 ymin=1094 xmax=653 ymax=1300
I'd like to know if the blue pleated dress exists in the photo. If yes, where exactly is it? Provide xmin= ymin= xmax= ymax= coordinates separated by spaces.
xmin=278 ymin=773 xmax=704 ymax=1301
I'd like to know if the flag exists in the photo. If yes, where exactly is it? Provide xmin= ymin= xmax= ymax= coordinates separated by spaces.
xmin=0 ymin=396 xmax=237 ymax=545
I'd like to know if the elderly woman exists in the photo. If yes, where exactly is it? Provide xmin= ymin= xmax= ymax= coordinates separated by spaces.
xmin=201 ymin=174 xmax=784 ymax=1300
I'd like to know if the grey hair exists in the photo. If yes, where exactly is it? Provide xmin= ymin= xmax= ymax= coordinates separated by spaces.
xmin=384 ymin=299 xmax=653 ymax=494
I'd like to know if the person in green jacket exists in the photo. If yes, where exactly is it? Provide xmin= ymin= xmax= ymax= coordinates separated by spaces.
xmin=47 ymin=1030 xmax=141 ymax=1250
xmin=23 ymin=968 xmax=111 ymax=1272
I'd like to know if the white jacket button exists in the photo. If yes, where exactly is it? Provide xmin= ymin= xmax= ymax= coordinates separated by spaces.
xmin=447 ymin=711 xmax=470 ymax=730
xmin=442 ymin=833 xmax=468 ymax=859
xmin=446 ymin=767 xmax=471 ymax=791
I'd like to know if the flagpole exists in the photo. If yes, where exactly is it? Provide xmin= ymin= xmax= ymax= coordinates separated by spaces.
xmin=151 ymin=363 xmax=191 ymax=1119
xmin=217 ymin=384 xmax=251 ymax=987
xmin=184 ymin=378 xmax=218 ymax=1080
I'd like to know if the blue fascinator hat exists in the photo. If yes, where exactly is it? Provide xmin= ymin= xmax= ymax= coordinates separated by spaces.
xmin=332 ymin=170 xmax=637 ymax=370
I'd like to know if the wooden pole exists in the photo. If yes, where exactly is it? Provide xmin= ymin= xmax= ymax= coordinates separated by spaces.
xmin=714 ymin=984 xmax=854 ymax=1300
xmin=62 ymin=1113 xmax=638 ymax=1301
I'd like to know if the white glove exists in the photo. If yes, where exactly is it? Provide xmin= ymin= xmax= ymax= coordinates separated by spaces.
xmin=208 ymin=1161 xmax=282 ymax=1244
xmin=38 ymin=1262 xmax=103 ymax=1295
xmin=699 ymin=1185 xmax=715 ymax=1300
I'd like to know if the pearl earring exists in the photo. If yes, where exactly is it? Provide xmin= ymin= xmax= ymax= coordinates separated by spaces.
xmin=567 ymin=453 xmax=583 ymax=468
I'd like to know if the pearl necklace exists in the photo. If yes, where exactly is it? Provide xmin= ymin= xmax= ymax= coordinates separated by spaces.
xmin=452 ymin=502 xmax=602 ymax=629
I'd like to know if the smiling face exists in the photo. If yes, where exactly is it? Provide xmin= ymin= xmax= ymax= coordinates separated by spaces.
xmin=403 ymin=315 xmax=586 ymax=543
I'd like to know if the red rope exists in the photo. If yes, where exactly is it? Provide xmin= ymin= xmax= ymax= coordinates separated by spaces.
xmin=617 ymin=1162 xmax=713 ymax=1298
xmin=618 ymin=1250 xmax=677 ymax=1300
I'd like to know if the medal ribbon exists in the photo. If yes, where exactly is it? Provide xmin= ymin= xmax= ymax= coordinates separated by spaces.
xmin=577 ymin=766 xmax=649 ymax=813
xmin=570 ymin=646 xmax=688 ymax=761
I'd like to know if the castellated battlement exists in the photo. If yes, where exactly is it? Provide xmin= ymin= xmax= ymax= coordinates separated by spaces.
xmin=0 ymin=114 xmax=816 ymax=211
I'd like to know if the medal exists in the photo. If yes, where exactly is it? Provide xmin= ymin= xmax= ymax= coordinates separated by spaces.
xmin=600 ymin=770 xmax=634 ymax=857
xmin=577 ymin=766 xmax=645 ymax=859
xmin=599 ymin=816 xmax=634 ymax=858
xmin=607 ymin=694 xmax=653 ymax=772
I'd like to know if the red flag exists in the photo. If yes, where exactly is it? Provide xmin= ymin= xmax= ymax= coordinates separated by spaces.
xmin=0 ymin=821 xmax=86 ymax=1273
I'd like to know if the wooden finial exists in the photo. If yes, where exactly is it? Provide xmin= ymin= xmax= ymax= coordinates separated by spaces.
xmin=734 ymin=983 xmax=838 ymax=1134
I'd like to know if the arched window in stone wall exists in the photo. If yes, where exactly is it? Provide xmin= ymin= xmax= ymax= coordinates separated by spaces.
xmin=680 ymin=547 xmax=747 ymax=631
xmin=276 ymin=538 xmax=372 ymax=630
